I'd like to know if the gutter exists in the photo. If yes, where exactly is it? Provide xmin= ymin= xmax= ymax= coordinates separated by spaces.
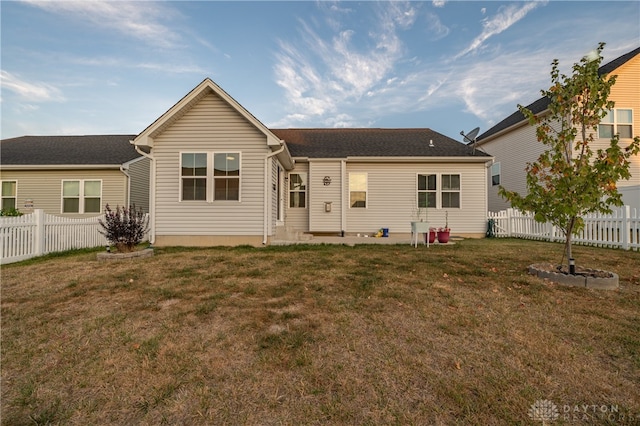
xmin=263 ymin=143 xmax=286 ymax=245
xmin=133 ymin=144 xmax=156 ymax=244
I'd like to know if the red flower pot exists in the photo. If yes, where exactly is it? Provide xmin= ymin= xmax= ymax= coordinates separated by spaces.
xmin=426 ymin=229 xmax=437 ymax=244
xmin=437 ymin=229 xmax=450 ymax=243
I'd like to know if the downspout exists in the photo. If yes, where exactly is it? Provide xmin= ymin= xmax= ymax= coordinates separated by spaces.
xmin=134 ymin=145 xmax=156 ymax=244
xmin=263 ymin=144 xmax=286 ymax=245
xmin=119 ymin=164 xmax=131 ymax=207
xmin=341 ymin=160 xmax=346 ymax=236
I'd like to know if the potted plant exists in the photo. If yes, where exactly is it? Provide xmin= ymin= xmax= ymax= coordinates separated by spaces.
xmin=428 ymin=227 xmax=437 ymax=244
xmin=437 ymin=212 xmax=450 ymax=243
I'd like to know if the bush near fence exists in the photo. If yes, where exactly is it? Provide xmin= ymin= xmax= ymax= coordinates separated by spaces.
xmin=0 ymin=209 xmax=149 ymax=264
xmin=488 ymin=206 xmax=639 ymax=251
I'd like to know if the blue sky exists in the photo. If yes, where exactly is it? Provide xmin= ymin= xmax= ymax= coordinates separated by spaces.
xmin=1 ymin=1 xmax=639 ymax=142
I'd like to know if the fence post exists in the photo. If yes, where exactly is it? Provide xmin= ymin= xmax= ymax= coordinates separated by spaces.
xmin=507 ymin=208 xmax=513 ymax=237
xmin=621 ymin=205 xmax=630 ymax=250
xmin=34 ymin=209 xmax=45 ymax=256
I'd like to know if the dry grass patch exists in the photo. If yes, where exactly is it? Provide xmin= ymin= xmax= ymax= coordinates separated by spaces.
xmin=1 ymin=239 xmax=639 ymax=425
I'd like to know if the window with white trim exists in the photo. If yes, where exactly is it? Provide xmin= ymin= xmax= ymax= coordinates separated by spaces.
xmin=1 ymin=181 xmax=17 ymax=210
xmin=181 ymin=153 xmax=207 ymax=201
xmin=180 ymin=152 xmax=241 ymax=202
xmin=491 ymin=163 xmax=501 ymax=186
xmin=417 ymin=174 xmax=436 ymax=208
xmin=349 ymin=173 xmax=367 ymax=208
xmin=214 ymin=153 xmax=240 ymax=201
xmin=62 ymin=180 xmax=102 ymax=213
xmin=416 ymin=174 xmax=461 ymax=209
xmin=441 ymin=174 xmax=460 ymax=208
xmin=599 ymin=109 xmax=633 ymax=139
xmin=289 ymin=173 xmax=307 ymax=208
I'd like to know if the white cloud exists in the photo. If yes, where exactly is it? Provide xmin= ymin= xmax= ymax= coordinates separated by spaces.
xmin=0 ymin=70 xmax=64 ymax=102
xmin=454 ymin=2 xmax=543 ymax=60
xmin=274 ymin=2 xmax=417 ymax=126
xmin=425 ymin=12 xmax=450 ymax=40
xmin=22 ymin=0 xmax=182 ymax=48
xmin=432 ymin=0 xmax=446 ymax=8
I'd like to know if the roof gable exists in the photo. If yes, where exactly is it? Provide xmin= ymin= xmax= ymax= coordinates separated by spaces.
xmin=271 ymin=128 xmax=490 ymax=159
xmin=477 ymin=46 xmax=640 ymax=143
xmin=132 ymin=78 xmax=284 ymax=149
xmin=0 ymin=135 xmax=139 ymax=166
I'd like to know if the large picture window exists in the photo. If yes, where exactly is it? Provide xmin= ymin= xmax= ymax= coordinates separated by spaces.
xmin=1 ymin=181 xmax=17 ymax=211
xmin=62 ymin=180 xmax=101 ymax=213
xmin=349 ymin=172 xmax=367 ymax=208
xmin=180 ymin=152 xmax=241 ymax=202
xmin=599 ymin=109 xmax=633 ymax=139
xmin=181 ymin=153 xmax=207 ymax=201
xmin=289 ymin=173 xmax=307 ymax=208
xmin=214 ymin=153 xmax=240 ymax=201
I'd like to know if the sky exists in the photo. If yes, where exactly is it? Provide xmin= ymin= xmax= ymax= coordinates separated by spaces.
xmin=1 ymin=1 xmax=639 ymax=143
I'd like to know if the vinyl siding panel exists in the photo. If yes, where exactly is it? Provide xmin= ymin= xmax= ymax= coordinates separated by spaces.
xmin=269 ymin=157 xmax=280 ymax=234
xmin=127 ymin=157 xmax=150 ymax=213
xmin=482 ymin=122 xmax=547 ymax=212
xmin=308 ymin=161 xmax=342 ymax=232
xmin=344 ymin=162 xmax=487 ymax=235
xmin=152 ymin=91 xmax=270 ymax=237
xmin=0 ymin=169 xmax=127 ymax=217
xmin=285 ymin=162 xmax=309 ymax=232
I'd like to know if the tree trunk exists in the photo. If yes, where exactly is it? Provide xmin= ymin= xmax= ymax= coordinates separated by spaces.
xmin=565 ymin=217 xmax=576 ymax=274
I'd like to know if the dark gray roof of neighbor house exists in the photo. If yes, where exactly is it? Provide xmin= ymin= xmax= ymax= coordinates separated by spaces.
xmin=0 ymin=135 xmax=140 ymax=165
xmin=477 ymin=46 xmax=640 ymax=142
xmin=271 ymin=128 xmax=490 ymax=158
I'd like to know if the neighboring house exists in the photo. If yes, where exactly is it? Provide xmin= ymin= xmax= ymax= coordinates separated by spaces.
xmin=0 ymin=135 xmax=150 ymax=216
xmin=131 ymin=78 xmax=492 ymax=246
xmin=476 ymin=47 xmax=640 ymax=212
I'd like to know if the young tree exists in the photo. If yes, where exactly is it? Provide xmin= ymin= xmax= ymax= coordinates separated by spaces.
xmin=500 ymin=42 xmax=640 ymax=272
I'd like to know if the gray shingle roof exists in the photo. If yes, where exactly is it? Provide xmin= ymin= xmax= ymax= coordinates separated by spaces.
xmin=477 ymin=46 xmax=640 ymax=142
xmin=271 ymin=128 xmax=490 ymax=158
xmin=0 ymin=135 xmax=139 ymax=165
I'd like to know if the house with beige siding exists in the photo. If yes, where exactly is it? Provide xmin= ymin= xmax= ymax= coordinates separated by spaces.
xmin=131 ymin=79 xmax=492 ymax=246
xmin=0 ymin=135 xmax=150 ymax=217
xmin=476 ymin=47 xmax=640 ymax=212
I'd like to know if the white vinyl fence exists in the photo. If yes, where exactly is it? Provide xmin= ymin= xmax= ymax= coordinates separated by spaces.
xmin=0 ymin=209 xmax=108 ymax=265
xmin=488 ymin=205 xmax=639 ymax=251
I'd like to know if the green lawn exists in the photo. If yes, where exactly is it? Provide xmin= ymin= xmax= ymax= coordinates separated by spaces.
xmin=1 ymin=239 xmax=639 ymax=425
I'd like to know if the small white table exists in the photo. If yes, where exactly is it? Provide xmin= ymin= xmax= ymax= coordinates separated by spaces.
xmin=411 ymin=221 xmax=431 ymax=248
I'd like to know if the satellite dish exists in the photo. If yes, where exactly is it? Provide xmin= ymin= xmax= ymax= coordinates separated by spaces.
xmin=460 ymin=127 xmax=480 ymax=154
xmin=461 ymin=127 xmax=480 ymax=144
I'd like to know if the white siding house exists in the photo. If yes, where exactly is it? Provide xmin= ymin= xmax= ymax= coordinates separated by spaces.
xmin=131 ymin=79 xmax=294 ymax=246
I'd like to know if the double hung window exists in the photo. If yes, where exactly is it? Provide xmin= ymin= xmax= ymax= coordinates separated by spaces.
xmin=1 ymin=181 xmax=17 ymax=210
xmin=62 ymin=180 xmax=101 ymax=213
xmin=491 ymin=163 xmax=501 ymax=186
xmin=214 ymin=153 xmax=240 ymax=201
xmin=417 ymin=174 xmax=436 ymax=208
xmin=289 ymin=173 xmax=307 ymax=208
xmin=349 ymin=173 xmax=367 ymax=208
